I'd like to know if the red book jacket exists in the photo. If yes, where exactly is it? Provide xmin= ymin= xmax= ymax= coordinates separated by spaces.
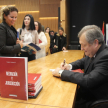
xmin=28 ymin=82 xmax=41 ymax=92
xmin=28 ymin=85 xmax=42 ymax=96
xmin=28 ymin=73 xmax=41 ymax=87
xmin=0 ymin=79 xmax=1 ymax=95
xmin=0 ymin=57 xmax=28 ymax=100
xmin=72 ymin=69 xmax=84 ymax=73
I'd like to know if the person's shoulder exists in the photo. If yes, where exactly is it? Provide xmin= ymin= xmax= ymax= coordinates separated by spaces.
xmin=40 ymin=31 xmax=45 ymax=35
xmin=45 ymin=32 xmax=48 ymax=35
xmin=63 ymin=33 xmax=66 ymax=37
xmin=17 ymin=28 xmax=22 ymax=32
xmin=0 ymin=22 xmax=8 ymax=31
xmin=97 ymin=46 xmax=108 ymax=59
xmin=41 ymin=31 xmax=45 ymax=34
xmin=56 ymin=33 xmax=59 ymax=36
xmin=104 ymin=46 xmax=108 ymax=54
xmin=31 ymin=30 xmax=37 ymax=34
xmin=45 ymin=32 xmax=49 ymax=36
xmin=32 ymin=30 xmax=37 ymax=32
xmin=0 ymin=22 xmax=6 ymax=28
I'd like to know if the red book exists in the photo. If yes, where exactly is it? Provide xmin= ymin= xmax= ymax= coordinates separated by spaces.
xmin=28 ymin=85 xmax=42 ymax=96
xmin=0 ymin=57 xmax=28 ymax=100
xmin=72 ymin=69 xmax=84 ymax=73
xmin=28 ymin=73 xmax=41 ymax=87
xmin=0 ymin=79 xmax=1 ymax=96
xmin=39 ymin=39 xmax=42 ymax=43
xmin=28 ymin=82 xmax=41 ymax=92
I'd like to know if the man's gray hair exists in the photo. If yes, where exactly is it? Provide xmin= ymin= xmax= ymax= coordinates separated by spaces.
xmin=78 ymin=25 xmax=104 ymax=44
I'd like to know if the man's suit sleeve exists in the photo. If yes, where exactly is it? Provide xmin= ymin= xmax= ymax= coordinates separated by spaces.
xmin=0 ymin=25 xmax=21 ymax=54
xmin=61 ymin=55 xmax=108 ymax=89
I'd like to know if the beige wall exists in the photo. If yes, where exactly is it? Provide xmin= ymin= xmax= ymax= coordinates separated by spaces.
xmin=0 ymin=0 xmax=61 ymax=32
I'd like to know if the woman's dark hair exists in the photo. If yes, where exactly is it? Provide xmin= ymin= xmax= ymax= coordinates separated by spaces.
xmin=58 ymin=27 xmax=64 ymax=32
xmin=22 ymin=14 xmax=35 ymax=30
xmin=35 ymin=21 xmax=42 ymax=33
xmin=45 ymin=27 xmax=50 ymax=31
xmin=1 ymin=6 xmax=18 ymax=22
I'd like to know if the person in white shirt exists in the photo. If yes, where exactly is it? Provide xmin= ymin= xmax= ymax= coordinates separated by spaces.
xmin=17 ymin=14 xmax=38 ymax=61
xmin=34 ymin=21 xmax=47 ymax=59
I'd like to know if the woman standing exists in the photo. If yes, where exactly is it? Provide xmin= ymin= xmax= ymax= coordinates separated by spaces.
xmin=0 ymin=6 xmax=23 ymax=56
xmin=34 ymin=21 xmax=47 ymax=59
xmin=17 ymin=14 xmax=38 ymax=61
xmin=54 ymin=27 xmax=67 ymax=52
xmin=45 ymin=27 xmax=50 ymax=35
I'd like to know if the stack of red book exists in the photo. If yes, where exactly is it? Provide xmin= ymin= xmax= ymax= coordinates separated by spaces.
xmin=28 ymin=73 xmax=43 ymax=98
xmin=0 ymin=81 xmax=1 ymax=96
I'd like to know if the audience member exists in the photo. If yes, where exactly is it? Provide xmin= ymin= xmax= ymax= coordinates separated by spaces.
xmin=0 ymin=6 xmax=23 ymax=56
xmin=49 ymin=30 xmax=56 ymax=54
xmin=34 ymin=21 xmax=47 ymax=59
xmin=17 ymin=14 xmax=38 ymax=61
xmin=45 ymin=27 xmax=50 ymax=35
xmin=53 ymin=27 xmax=67 ymax=53
xmin=45 ymin=32 xmax=50 ymax=56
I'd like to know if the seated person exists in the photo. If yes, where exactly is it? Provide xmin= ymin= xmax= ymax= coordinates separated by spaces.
xmin=52 ymin=25 xmax=108 ymax=108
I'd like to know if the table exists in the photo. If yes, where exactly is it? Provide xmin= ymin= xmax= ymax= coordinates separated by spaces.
xmin=0 ymin=50 xmax=84 ymax=108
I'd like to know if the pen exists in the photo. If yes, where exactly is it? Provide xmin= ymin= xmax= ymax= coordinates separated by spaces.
xmin=62 ymin=59 xmax=66 ymax=67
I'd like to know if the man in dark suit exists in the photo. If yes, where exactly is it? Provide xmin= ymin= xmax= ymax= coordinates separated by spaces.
xmin=52 ymin=25 xmax=108 ymax=108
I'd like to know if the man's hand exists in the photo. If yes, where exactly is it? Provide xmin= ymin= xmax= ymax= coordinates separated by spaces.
xmin=62 ymin=47 xmax=66 ymax=51
xmin=52 ymin=68 xmax=61 ymax=77
xmin=60 ymin=63 xmax=71 ymax=70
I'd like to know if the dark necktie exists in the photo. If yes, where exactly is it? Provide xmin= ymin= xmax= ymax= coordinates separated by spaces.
xmin=85 ymin=57 xmax=95 ymax=72
xmin=90 ymin=57 xmax=94 ymax=64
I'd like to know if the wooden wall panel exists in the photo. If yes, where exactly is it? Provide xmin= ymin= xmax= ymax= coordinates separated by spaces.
xmin=0 ymin=0 xmax=15 ymax=5
xmin=39 ymin=18 xmax=58 ymax=32
xmin=0 ymin=0 xmax=60 ymax=33
xmin=60 ymin=0 xmax=66 ymax=32
xmin=0 ymin=0 xmax=15 ymax=23
xmin=15 ymin=0 xmax=39 ymax=11
xmin=60 ymin=0 xmax=65 ymax=21
xmin=40 ymin=0 xmax=61 ymax=4
xmin=39 ymin=4 xmax=59 ymax=17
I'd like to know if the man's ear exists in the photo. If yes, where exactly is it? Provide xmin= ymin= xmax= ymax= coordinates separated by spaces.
xmin=94 ymin=39 xmax=99 ymax=47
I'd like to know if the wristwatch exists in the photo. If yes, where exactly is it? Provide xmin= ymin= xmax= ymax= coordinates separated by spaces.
xmin=59 ymin=70 xmax=64 ymax=76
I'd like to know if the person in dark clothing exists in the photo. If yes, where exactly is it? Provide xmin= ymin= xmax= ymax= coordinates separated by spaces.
xmin=49 ymin=30 xmax=56 ymax=54
xmin=52 ymin=25 xmax=108 ymax=108
xmin=0 ymin=6 xmax=23 ymax=57
xmin=53 ymin=27 xmax=67 ymax=53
